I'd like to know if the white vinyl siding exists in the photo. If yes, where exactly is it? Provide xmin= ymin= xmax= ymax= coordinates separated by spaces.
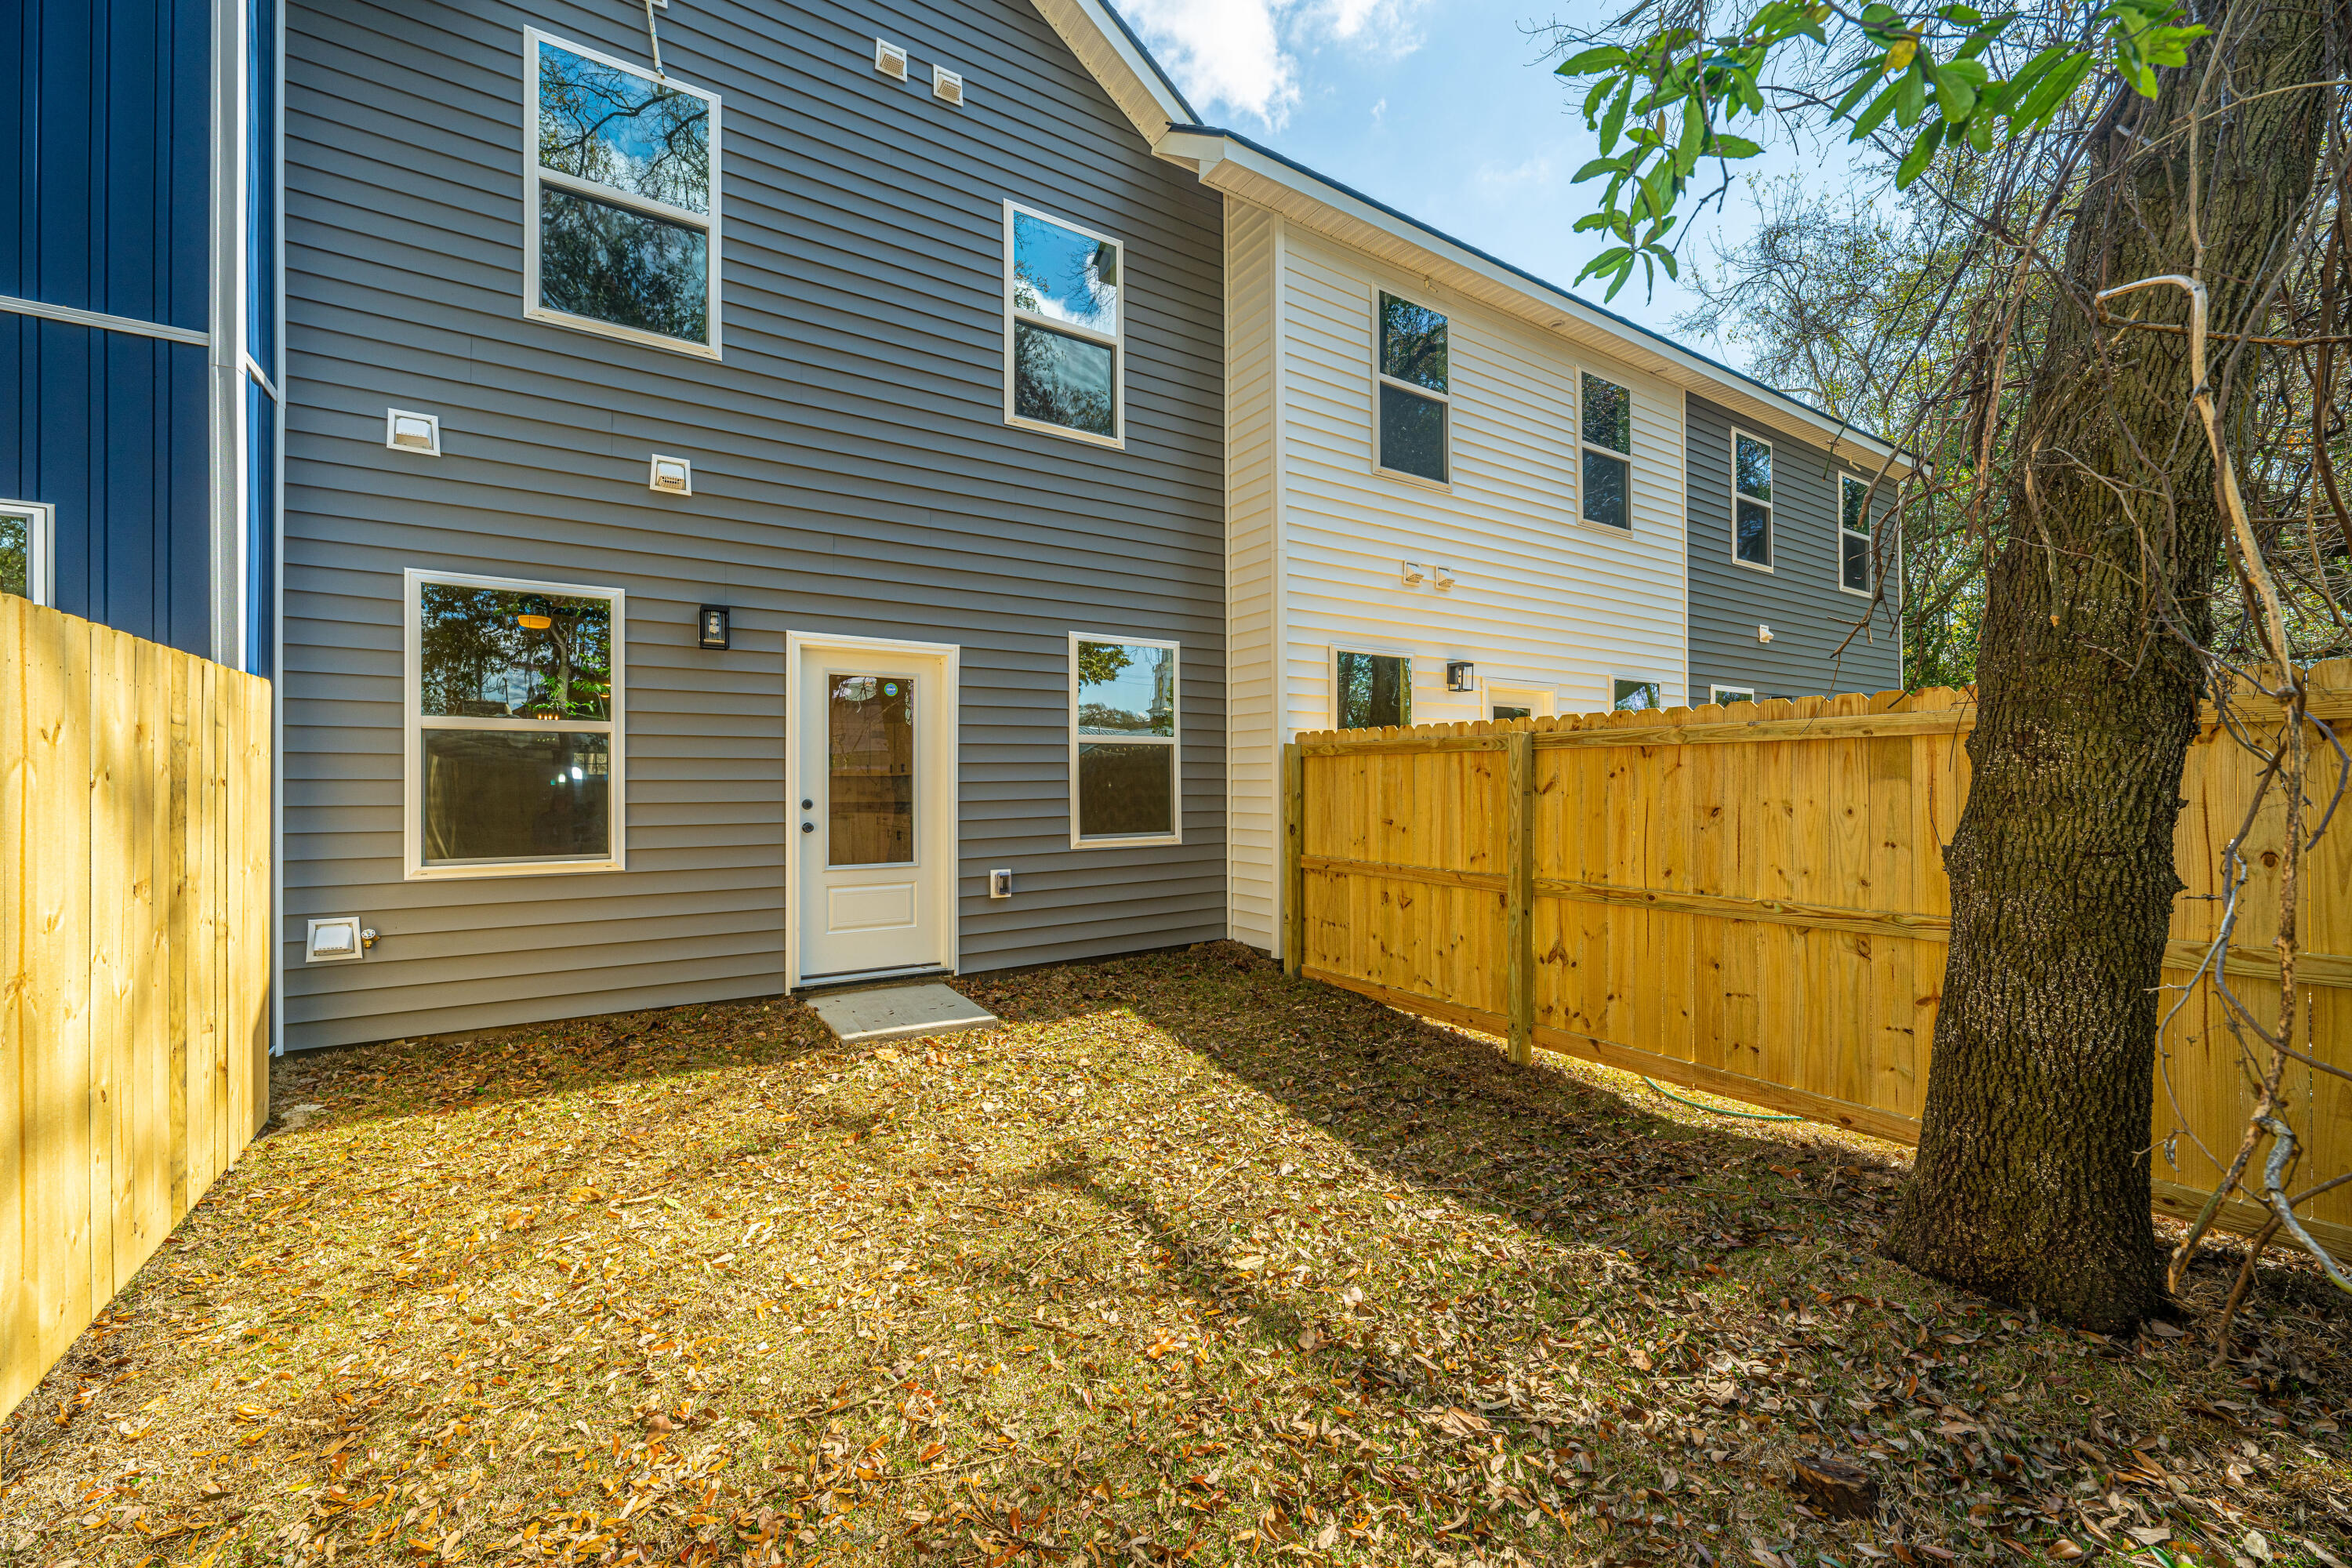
xmin=1224 ymin=209 xmax=1688 ymax=950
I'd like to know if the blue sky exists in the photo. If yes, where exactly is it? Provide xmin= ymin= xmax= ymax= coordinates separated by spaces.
xmin=1116 ymin=0 xmax=1862 ymax=362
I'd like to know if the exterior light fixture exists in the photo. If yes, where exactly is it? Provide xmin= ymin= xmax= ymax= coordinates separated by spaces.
xmin=515 ymin=597 xmax=554 ymax=630
xmin=699 ymin=604 xmax=731 ymax=649
xmin=1446 ymin=660 xmax=1476 ymax=692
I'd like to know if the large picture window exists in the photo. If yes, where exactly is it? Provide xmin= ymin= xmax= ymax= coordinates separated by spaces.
xmin=1 ymin=501 xmax=53 ymax=604
xmin=1580 ymin=372 xmax=1632 ymax=530
xmin=1839 ymin=473 xmax=1875 ymax=593
xmin=1732 ymin=431 xmax=1774 ymax=568
xmin=1008 ymin=205 xmax=1123 ymax=445
xmin=1375 ymin=293 xmax=1449 ymax=483
xmin=1070 ymin=634 xmax=1178 ymax=844
xmin=524 ymin=31 xmax=720 ymax=355
xmin=405 ymin=570 xmax=625 ymax=877
xmin=1336 ymin=650 xmax=1412 ymax=731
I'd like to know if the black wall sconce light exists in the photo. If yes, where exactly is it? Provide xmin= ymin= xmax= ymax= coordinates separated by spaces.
xmin=699 ymin=605 xmax=731 ymax=650
xmin=1446 ymin=659 xmax=1477 ymax=692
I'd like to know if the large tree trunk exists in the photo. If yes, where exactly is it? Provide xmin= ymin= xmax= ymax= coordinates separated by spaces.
xmin=1883 ymin=0 xmax=2328 ymax=1332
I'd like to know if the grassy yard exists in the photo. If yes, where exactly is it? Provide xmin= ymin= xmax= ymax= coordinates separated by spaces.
xmin=2 ymin=944 xmax=2347 ymax=1568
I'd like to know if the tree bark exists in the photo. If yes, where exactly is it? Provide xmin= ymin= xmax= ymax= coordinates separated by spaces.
xmin=1883 ymin=0 xmax=2329 ymax=1332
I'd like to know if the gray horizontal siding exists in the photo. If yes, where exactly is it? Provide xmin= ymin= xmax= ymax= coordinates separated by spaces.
xmin=1686 ymin=393 xmax=1902 ymax=699
xmin=283 ymin=0 xmax=1225 ymax=1048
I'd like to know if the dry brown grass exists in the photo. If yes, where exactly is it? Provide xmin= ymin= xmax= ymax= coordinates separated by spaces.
xmin=2 ymin=943 xmax=2346 ymax=1568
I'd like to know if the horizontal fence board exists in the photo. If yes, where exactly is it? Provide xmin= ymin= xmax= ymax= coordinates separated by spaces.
xmin=1 ymin=597 xmax=270 ymax=1415
xmin=1285 ymin=662 xmax=2352 ymax=1254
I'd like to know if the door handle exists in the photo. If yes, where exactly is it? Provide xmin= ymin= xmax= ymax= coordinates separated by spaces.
xmin=802 ymin=822 xmax=815 ymax=833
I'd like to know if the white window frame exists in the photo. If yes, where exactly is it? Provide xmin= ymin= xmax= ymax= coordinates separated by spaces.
xmin=1577 ymin=369 xmax=1634 ymax=532
xmin=521 ymin=28 xmax=723 ymax=360
xmin=1730 ymin=427 xmax=1776 ymax=572
xmin=1330 ymin=644 xmax=1416 ymax=731
xmin=2 ymin=499 xmax=55 ymax=605
xmin=1709 ymin=684 xmax=1759 ymax=706
xmin=1612 ymin=676 xmax=1664 ymax=713
xmin=403 ymin=566 xmax=627 ymax=880
xmin=1371 ymin=290 xmax=1452 ymax=490
xmin=1005 ymin=201 xmax=1125 ymax=449
xmin=1069 ymin=630 xmax=1180 ymax=848
xmin=1838 ymin=471 xmax=1875 ymax=597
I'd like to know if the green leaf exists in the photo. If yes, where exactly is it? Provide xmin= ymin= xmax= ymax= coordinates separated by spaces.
xmin=1896 ymin=118 xmax=1945 ymax=187
xmin=1850 ymin=79 xmax=1904 ymax=137
xmin=1710 ymin=133 xmax=1762 ymax=158
xmin=1572 ymin=156 xmax=1628 ymax=183
xmin=1675 ymin=95 xmax=1708 ymax=175
xmin=2007 ymin=52 xmax=2091 ymax=126
xmin=1895 ymin=64 xmax=1929 ymax=128
xmin=1652 ymin=244 xmax=1680 ymax=281
xmin=1556 ymin=44 xmax=1629 ymax=74
xmin=1967 ymin=111 xmax=1994 ymax=151
xmin=1936 ymin=3 xmax=1982 ymax=23
xmin=1576 ymin=245 xmax=1632 ymax=285
xmin=1599 ymin=80 xmax=1632 ymax=151
xmin=1833 ymin=67 xmax=1884 ymax=118
xmin=1572 ymin=211 xmax=1618 ymax=233
xmin=1932 ymin=64 xmax=1977 ymax=118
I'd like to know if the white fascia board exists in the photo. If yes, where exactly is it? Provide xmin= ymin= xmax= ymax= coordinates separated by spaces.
xmin=1160 ymin=128 xmax=1916 ymax=479
xmin=1025 ymin=0 xmax=1192 ymax=145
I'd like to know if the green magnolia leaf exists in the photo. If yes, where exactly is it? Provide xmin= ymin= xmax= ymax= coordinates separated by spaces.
xmin=1850 ymin=78 xmax=1904 ymax=137
xmin=1572 ymin=211 xmax=1618 ymax=233
xmin=1599 ymin=80 xmax=1632 ymax=151
xmin=1573 ymin=156 xmax=1627 ymax=183
xmin=1711 ymin=133 xmax=1762 ymax=158
xmin=1896 ymin=64 xmax=1929 ymax=128
xmin=1557 ymin=44 xmax=1630 ymax=74
xmin=1576 ymin=245 xmax=1633 ymax=285
xmin=1833 ymin=67 xmax=1883 ymax=118
xmin=2007 ymin=51 xmax=2092 ymax=126
xmin=1896 ymin=118 xmax=1945 ymax=187
xmin=1936 ymin=2 xmax=1982 ymax=22
xmin=1941 ymin=56 xmax=1989 ymax=87
xmin=1932 ymin=64 xmax=1977 ymax=119
xmin=1967 ymin=110 xmax=1994 ymax=151
xmin=1653 ymin=244 xmax=1680 ymax=281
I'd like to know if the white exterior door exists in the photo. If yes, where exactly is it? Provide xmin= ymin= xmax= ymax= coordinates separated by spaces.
xmin=793 ymin=644 xmax=953 ymax=982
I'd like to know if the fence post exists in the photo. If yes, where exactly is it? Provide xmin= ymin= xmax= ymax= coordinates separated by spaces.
xmin=1283 ymin=742 xmax=1305 ymax=977
xmin=1505 ymin=729 xmax=1535 ymax=1065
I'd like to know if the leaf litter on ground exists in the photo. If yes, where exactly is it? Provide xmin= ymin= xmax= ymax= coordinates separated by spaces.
xmin=2 ymin=942 xmax=2347 ymax=1568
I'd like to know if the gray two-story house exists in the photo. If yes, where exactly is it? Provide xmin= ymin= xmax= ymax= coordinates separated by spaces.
xmin=279 ymin=0 xmax=1227 ymax=1047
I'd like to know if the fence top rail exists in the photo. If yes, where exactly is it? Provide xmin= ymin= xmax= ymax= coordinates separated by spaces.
xmin=1292 ymin=659 xmax=2352 ymax=753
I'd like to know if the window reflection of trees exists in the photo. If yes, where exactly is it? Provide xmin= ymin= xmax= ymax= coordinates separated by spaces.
xmin=536 ymin=45 xmax=710 ymax=213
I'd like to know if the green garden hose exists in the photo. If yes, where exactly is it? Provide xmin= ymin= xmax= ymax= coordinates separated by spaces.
xmin=1640 ymin=1076 xmax=1803 ymax=1122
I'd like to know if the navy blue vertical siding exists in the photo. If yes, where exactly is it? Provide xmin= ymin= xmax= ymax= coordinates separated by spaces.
xmin=4 ymin=0 xmax=216 ymax=653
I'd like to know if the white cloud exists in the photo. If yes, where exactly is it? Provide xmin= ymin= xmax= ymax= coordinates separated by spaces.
xmin=1475 ymin=154 xmax=1555 ymax=193
xmin=1120 ymin=0 xmax=1431 ymax=128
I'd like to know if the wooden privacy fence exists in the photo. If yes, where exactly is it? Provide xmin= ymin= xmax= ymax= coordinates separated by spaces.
xmin=1284 ymin=666 xmax=2352 ymax=1255
xmin=2 ymin=597 xmax=271 ymax=1414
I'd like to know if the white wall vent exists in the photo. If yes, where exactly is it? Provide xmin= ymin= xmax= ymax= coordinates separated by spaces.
xmin=386 ymin=408 xmax=441 ymax=456
xmin=648 ymin=454 xmax=692 ymax=495
xmin=931 ymin=64 xmax=964 ymax=104
xmin=874 ymin=38 xmax=909 ymax=79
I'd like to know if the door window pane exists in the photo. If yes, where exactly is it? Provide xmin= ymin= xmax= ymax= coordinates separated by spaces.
xmin=1581 ymin=373 xmax=1630 ymax=454
xmin=1582 ymin=449 xmax=1629 ymax=530
xmin=1077 ymin=742 xmax=1173 ymax=837
xmin=1492 ymin=704 xmax=1532 ymax=721
xmin=1076 ymin=641 xmax=1174 ymax=735
xmin=829 ymin=674 xmax=915 ymax=866
xmin=0 ymin=513 xmax=27 ymax=598
xmin=1014 ymin=321 xmax=1116 ymax=437
xmin=419 ymin=583 xmax=613 ymax=720
xmin=539 ymin=187 xmax=710 ymax=343
xmin=1377 ymin=294 xmax=1448 ymax=392
xmin=1378 ymin=383 xmax=1447 ymax=481
xmin=537 ymin=41 xmax=711 ymax=214
xmin=422 ymin=730 xmax=612 ymax=863
xmin=1011 ymin=212 xmax=1118 ymax=333
xmin=1337 ymin=652 xmax=1411 ymax=730
xmin=1736 ymin=499 xmax=1773 ymax=565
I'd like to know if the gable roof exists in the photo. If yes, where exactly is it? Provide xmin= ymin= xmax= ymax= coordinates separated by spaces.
xmin=1029 ymin=0 xmax=1913 ymax=477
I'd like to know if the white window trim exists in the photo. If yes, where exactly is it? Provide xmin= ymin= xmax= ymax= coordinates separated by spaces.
xmin=1729 ymin=426 xmax=1776 ymax=573
xmin=1483 ymin=682 xmax=1555 ymax=721
xmin=403 ymin=566 xmax=628 ymax=880
xmin=1069 ymin=630 xmax=1180 ymax=848
xmin=1709 ymin=684 xmax=1759 ymax=706
xmin=1004 ymin=201 xmax=1125 ymax=449
xmin=1329 ymin=643 xmax=1416 ymax=731
xmin=2 ymin=499 xmax=55 ymax=605
xmin=1611 ymin=675 xmax=1666 ymax=713
xmin=1838 ymin=471 xmax=1875 ymax=597
xmin=521 ymin=28 xmax=723 ymax=361
xmin=1577 ymin=369 xmax=1635 ymax=532
xmin=1370 ymin=290 xmax=1452 ymax=489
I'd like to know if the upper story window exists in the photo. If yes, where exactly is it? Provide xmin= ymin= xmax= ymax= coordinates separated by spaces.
xmin=406 ymin=570 xmax=625 ymax=878
xmin=525 ymin=31 xmax=720 ymax=356
xmin=1007 ymin=204 xmax=1123 ymax=445
xmin=1580 ymin=373 xmax=1632 ymax=530
xmin=2 ymin=502 xmax=53 ymax=604
xmin=1070 ymin=634 xmax=1178 ymax=844
xmin=1337 ymin=650 xmax=1412 ymax=730
xmin=1375 ymin=294 xmax=1449 ymax=484
xmin=1733 ymin=431 xmax=1774 ymax=568
xmin=1839 ymin=473 xmax=1874 ymax=593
